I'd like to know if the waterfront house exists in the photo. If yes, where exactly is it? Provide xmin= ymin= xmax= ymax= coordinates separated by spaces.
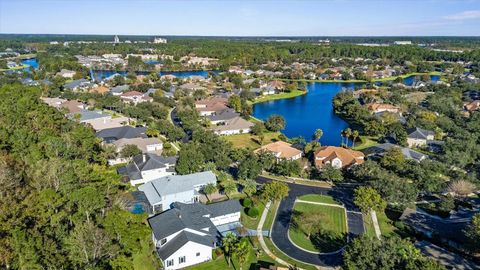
xmin=210 ymin=116 xmax=254 ymax=136
xmin=268 ymin=80 xmax=285 ymax=90
xmin=138 ymin=171 xmax=217 ymax=213
xmin=366 ymin=103 xmax=401 ymax=114
xmin=56 ymin=69 xmax=76 ymax=79
xmin=314 ymin=146 xmax=365 ymax=169
xmin=406 ymin=127 xmax=435 ymax=147
xmin=147 ymin=200 xmax=242 ymax=270
xmin=118 ymin=153 xmax=176 ymax=186
xmin=254 ymin=141 xmax=302 ymax=161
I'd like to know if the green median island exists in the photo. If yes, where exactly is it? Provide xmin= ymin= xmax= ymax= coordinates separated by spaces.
xmin=288 ymin=198 xmax=347 ymax=253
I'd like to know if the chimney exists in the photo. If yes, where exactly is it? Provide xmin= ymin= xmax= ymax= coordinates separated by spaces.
xmin=142 ymin=153 xmax=146 ymax=163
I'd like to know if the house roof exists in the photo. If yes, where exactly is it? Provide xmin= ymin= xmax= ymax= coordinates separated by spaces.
xmin=464 ymin=100 xmax=480 ymax=112
xmin=147 ymin=200 xmax=241 ymax=245
xmin=208 ymin=108 xmax=239 ymax=122
xmin=157 ymin=230 xmax=214 ymax=260
xmin=121 ymin=90 xmax=144 ymax=97
xmin=195 ymin=97 xmax=228 ymax=113
xmin=211 ymin=116 xmax=254 ymax=132
xmin=415 ymin=241 xmax=479 ymax=270
xmin=314 ymin=146 xmax=364 ymax=168
xmin=366 ymin=103 xmax=401 ymax=112
xmin=407 ymin=127 xmax=435 ymax=140
xmin=268 ymin=80 xmax=285 ymax=89
xmin=89 ymin=85 xmax=110 ymax=94
xmin=138 ymin=171 xmax=217 ymax=206
xmin=96 ymin=126 xmax=147 ymax=142
xmin=59 ymin=100 xmax=84 ymax=113
xmin=68 ymin=110 xmax=110 ymax=122
xmin=363 ymin=143 xmax=427 ymax=161
xmin=113 ymin=137 xmax=163 ymax=153
xmin=110 ymin=85 xmax=129 ymax=93
xmin=254 ymin=141 xmax=302 ymax=159
xmin=63 ymin=79 xmax=90 ymax=89
xmin=118 ymin=153 xmax=177 ymax=181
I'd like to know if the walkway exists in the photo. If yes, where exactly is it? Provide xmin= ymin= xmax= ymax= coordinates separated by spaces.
xmin=256 ymin=176 xmax=365 ymax=267
xmin=371 ymin=210 xmax=381 ymax=239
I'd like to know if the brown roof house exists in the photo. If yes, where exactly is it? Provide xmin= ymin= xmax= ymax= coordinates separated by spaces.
xmin=195 ymin=97 xmax=228 ymax=116
xmin=314 ymin=146 xmax=364 ymax=169
xmin=89 ymin=85 xmax=110 ymax=94
xmin=254 ymin=141 xmax=302 ymax=161
xmin=464 ymin=100 xmax=480 ymax=112
xmin=268 ymin=80 xmax=285 ymax=90
xmin=366 ymin=103 xmax=401 ymax=114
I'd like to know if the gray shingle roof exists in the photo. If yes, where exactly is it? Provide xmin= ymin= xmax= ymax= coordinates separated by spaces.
xmin=63 ymin=79 xmax=90 ymax=89
xmin=157 ymin=231 xmax=215 ymax=260
xmin=117 ymin=153 xmax=177 ymax=181
xmin=363 ymin=143 xmax=427 ymax=161
xmin=110 ymin=85 xmax=129 ymax=93
xmin=208 ymin=108 xmax=239 ymax=122
xmin=95 ymin=126 xmax=146 ymax=143
xmin=68 ymin=110 xmax=109 ymax=122
xmin=138 ymin=171 xmax=217 ymax=206
xmin=407 ymin=127 xmax=435 ymax=140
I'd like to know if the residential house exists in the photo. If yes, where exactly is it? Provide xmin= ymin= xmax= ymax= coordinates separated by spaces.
xmin=406 ymin=127 xmax=435 ymax=147
xmin=195 ymin=97 xmax=228 ymax=116
xmin=110 ymin=85 xmax=130 ymax=96
xmin=464 ymin=100 xmax=480 ymax=112
xmin=268 ymin=80 xmax=285 ymax=90
xmin=85 ymin=116 xmax=130 ymax=131
xmin=314 ymin=146 xmax=365 ymax=169
xmin=120 ymin=91 xmax=153 ymax=104
xmin=147 ymin=200 xmax=241 ymax=270
xmin=89 ymin=85 xmax=110 ymax=94
xmin=208 ymin=108 xmax=239 ymax=125
xmin=63 ymin=79 xmax=92 ymax=92
xmin=254 ymin=141 xmax=302 ymax=161
xmin=138 ymin=171 xmax=217 ymax=212
xmin=415 ymin=241 xmax=478 ymax=270
xmin=210 ymin=116 xmax=254 ymax=136
xmin=179 ymin=83 xmax=206 ymax=93
xmin=113 ymin=137 xmax=163 ymax=155
xmin=118 ymin=153 xmax=176 ymax=186
xmin=96 ymin=126 xmax=147 ymax=143
xmin=366 ymin=103 xmax=401 ymax=114
xmin=56 ymin=69 xmax=76 ymax=78
xmin=363 ymin=143 xmax=428 ymax=162
xmin=59 ymin=100 xmax=85 ymax=113
xmin=352 ymin=88 xmax=378 ymax=99
xmin=68 ymin=109 xmax=111 ymax=124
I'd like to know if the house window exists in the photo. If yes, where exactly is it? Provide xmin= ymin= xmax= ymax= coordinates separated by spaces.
xmin=196 ymin=252 xmax=200 ymax=257
xmin=160 ymin=238 xmax=167 ymax=245
xmin=179 ymin=256 xmax=186 ymax=264
xmin=166 ymin=259 xmax=174 ymax=267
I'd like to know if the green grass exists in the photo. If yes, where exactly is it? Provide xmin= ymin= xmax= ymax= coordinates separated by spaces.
xmin=252 ymin=89 xmax=306 ymax=104
xmin=260 ymin=173 xmax=333 ymax=188
xmin=263 ymin=200 xmax=280 ymax=231
xmin=353 ymin=136 xmax=379 ymax=151
xmin=298 ymin=194 xmax=340 ymax=205
xmin=241 ymin=201 xmax=266 ymax=230
xmin=224 ymin=132 xmax=280 ymax=150
xmin=362 ymin=213 xmax=376 ymax=238
xmin=377 ymin=211 xmax=396 ymax=237
xmin=186 ymin=238 xmax=276 ymax=270
xmin=372 ymin=71 xmax=443 ymax=82
xmin=288 ymin=202 xmax=347 ymax=253
xmin=263 ymin=237 xmax=317 ymax=270
xmin=0 ymin=64 xmax=29 ymax=72
xmin=132 ymin=239 xmax=162 ymax=270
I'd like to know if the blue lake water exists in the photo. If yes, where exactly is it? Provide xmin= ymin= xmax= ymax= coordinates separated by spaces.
xmin=253 ymin=75 xmax=440 ymax=146
xmin=21 ymin=58 xmax=39 ymax=70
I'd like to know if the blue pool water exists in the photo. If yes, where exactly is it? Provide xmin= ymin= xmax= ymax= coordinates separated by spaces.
xmin=21 ymin=58 xmax=39 ymax=70
xmin=130 ymin=203 xmax=145 ymax=214
xmin=253 ymin=75 xmax=440 ymax=146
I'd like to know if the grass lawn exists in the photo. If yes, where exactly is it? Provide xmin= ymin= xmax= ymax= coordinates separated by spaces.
xmin=288 ymin=202 xmax=347 ymax=253
xmin=362 ymin=213 xmax=377 ymax=238
xmin=298 ymin=194 xmax=340 ymax=205
xmin=132 ymin=239 xmax=162 ymax=270
xmin=186 ymin=237 xmax=276 ymax=270
xmin=263 ymin=200 xmax=280 ymax=231
xmin=224 ymin=132 xmax=280 ymax=150
xmin=372 ymin=71 xmax=443 ymax=82
xmin=377 ymin=211 xmax=396 ymax=237
xmin=263 ymin=237 xmax=318 ymax=270
xmin=241 ymin=201 xmax=266 ymax=230
xmin=353 ymin=136 xmax=379 ymax=151
xmin=252 ymin=89 xmax=306 ymax=104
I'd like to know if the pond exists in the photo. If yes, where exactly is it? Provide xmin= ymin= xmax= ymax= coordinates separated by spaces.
xmin=253 ymin=75 xmax=440 ymax=146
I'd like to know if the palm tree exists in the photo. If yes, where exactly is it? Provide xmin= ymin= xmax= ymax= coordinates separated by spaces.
xmin=313 ymin=128 xmax=323 ymax=143
xmin=345 ymin=128 xmax=352 ymax=148
xmin=352 ymin=130 xmax=359 ymax=148
xmin=241 ymin=179 xmax=257 ymax=197
xmin=340 ymin=130 xmax=345 ymax=146
xmin=203 ymin=183 xmax=217 ymax=202
xmin=222 ymin=232 xmax=238 ymax=266
xmin=234 ymin=238 xmax=249 ymax=270
xmin=223 ymin=180 xmax=237 ymax=199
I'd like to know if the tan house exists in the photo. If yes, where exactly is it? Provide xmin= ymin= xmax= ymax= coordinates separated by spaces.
xmin=268 ymin=80 xmax=285 ymax=90
xmin=314 ymin=146 xmax=364 ymax=169
xmin=366 ymin=103 xmax=401 ymax=114
xmin=120 ymin=91 xmax=153 ymax=104
xmin=195 ymin=97 xmax=228 ymax=116
xmin=352 ymin=89 xmax=378 ymax=99
xmin=89 ymin=85 xmax=110 ymax=94
xmin=464 ymin=100 xmax=480 ymax=112
xmin=254 ymin=141 xmax=302 ymax=161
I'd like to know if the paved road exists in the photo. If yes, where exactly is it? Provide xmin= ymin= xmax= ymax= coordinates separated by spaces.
xmin=256 ymin=176 xmax=364 ymax=267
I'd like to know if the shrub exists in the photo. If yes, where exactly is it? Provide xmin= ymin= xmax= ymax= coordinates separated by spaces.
xmin=247 ymin=207 xmax=259 ymax=218
xmin=242 ymin=198 xmax=253 ymax=208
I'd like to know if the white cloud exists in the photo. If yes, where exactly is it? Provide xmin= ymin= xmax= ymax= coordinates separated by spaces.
xmin=444 ymin=10 xmax=480 ymax=20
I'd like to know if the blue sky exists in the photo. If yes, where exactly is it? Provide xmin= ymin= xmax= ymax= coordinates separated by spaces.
xmin=1 ymin=0 xmax=479 ymax=36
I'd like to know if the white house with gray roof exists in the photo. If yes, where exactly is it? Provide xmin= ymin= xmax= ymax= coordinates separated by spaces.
xmin=138 ymin=171 xmax=216 ymax=213
xmin=147 ymin=200 xmax=242 ymax=270
xmin=117 ymin=153 xmax=176 ymax=186
xmin=406 ymin=127 xmax=435 ymax=147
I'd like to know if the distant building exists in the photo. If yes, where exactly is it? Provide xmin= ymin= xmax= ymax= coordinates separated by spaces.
xmin=114 ymin=35 xmax=120 ymax=43
xmin=56 ymin=69 xmax=76 ymax=79
xmin=394 ymin=41 xmax=412 ymax=45
xmin=154 ymin=37 xmax=167 ymax=44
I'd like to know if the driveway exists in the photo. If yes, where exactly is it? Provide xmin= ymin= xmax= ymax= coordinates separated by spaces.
xmin=256 ymin=176 xmax=364 ymax=267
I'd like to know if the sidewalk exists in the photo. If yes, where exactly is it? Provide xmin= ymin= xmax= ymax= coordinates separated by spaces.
xmin=370 ymin=210 xmax=381 ymax=239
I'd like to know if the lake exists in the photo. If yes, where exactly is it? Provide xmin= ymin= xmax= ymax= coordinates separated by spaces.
xmin=253 ymin=75 xmax=440 ymax=146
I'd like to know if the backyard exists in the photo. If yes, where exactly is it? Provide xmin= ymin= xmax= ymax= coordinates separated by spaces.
xmin=289 ymin=201 xmax=347 ymax=253
xmin=224 ymin=131 xmax=280 ymax=149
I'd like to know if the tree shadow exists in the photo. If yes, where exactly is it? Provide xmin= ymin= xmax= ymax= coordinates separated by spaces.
xmin=310 ymin=229 xmax=347 ymax=253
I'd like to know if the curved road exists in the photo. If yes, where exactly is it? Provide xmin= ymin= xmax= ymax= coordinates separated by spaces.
xmin=256 ymin=176 xmax=364 ymax=267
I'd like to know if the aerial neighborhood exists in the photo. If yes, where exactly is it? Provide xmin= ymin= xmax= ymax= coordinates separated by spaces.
xmin=1 ymin=28 xmax=480 ymax=270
